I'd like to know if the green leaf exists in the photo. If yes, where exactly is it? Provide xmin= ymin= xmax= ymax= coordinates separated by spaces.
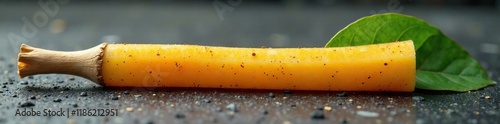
xmin=325 ymin=13 xmax=496 ymax=92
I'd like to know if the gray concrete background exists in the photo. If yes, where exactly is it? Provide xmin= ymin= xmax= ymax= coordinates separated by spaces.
xmin=0 ymin=1 xmax=499 ymax=124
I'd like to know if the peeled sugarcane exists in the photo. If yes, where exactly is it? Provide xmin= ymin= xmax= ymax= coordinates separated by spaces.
xmin=17 ymin=40 xmax=416 ymax=92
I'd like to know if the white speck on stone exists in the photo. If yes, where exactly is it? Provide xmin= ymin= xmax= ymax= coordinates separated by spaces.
xmin=126 ymin=107 xmax=134 ymax=112
xmin=356 ymin=110 xmax=379 ymax=117
xmin=324 ymin=106 xmax=332 ymax=111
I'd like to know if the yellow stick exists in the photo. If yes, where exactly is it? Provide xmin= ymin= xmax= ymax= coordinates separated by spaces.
xmin=18 ymin=41 xmax=416 ymax=92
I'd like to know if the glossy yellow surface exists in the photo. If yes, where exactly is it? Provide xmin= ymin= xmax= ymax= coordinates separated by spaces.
xmin=101 ymin=41 xmax=415 ymax=91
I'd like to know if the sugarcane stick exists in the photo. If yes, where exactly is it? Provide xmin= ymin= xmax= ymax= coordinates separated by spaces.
xmin=18 ymin=41 xmax=416 ymax=91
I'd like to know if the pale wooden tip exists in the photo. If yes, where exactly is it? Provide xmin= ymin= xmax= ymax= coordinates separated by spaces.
xmin=17 ymin=43 xmax=108 ymax=85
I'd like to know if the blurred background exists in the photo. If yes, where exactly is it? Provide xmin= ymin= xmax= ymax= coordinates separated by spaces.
xmin=0 ymin=0 xmax=499 ymax=70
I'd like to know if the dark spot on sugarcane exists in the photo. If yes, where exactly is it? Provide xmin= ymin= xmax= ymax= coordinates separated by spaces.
xmin=252 ymin=52 xmax=256 ymax=56
xmin=129 ymin=55 xmax=132 ymax=57
xmin=384 ymin=63 xmax=388 ymax=66
xmin=368 ymin=76 xmax=371 ymax=79
xmin=361 ymin=82 xmax=365 ymax=85
xmin=380 ymin=71 xmax=382 ymax=74
xmin=240 ymin=65 xmax=244 ymax=68
xmin=157 ymin=53 xmax=160 ymax=56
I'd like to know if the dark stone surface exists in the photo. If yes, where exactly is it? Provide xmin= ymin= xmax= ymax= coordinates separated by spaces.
xmin=0 ymin=1 xmax=499 ymax=124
